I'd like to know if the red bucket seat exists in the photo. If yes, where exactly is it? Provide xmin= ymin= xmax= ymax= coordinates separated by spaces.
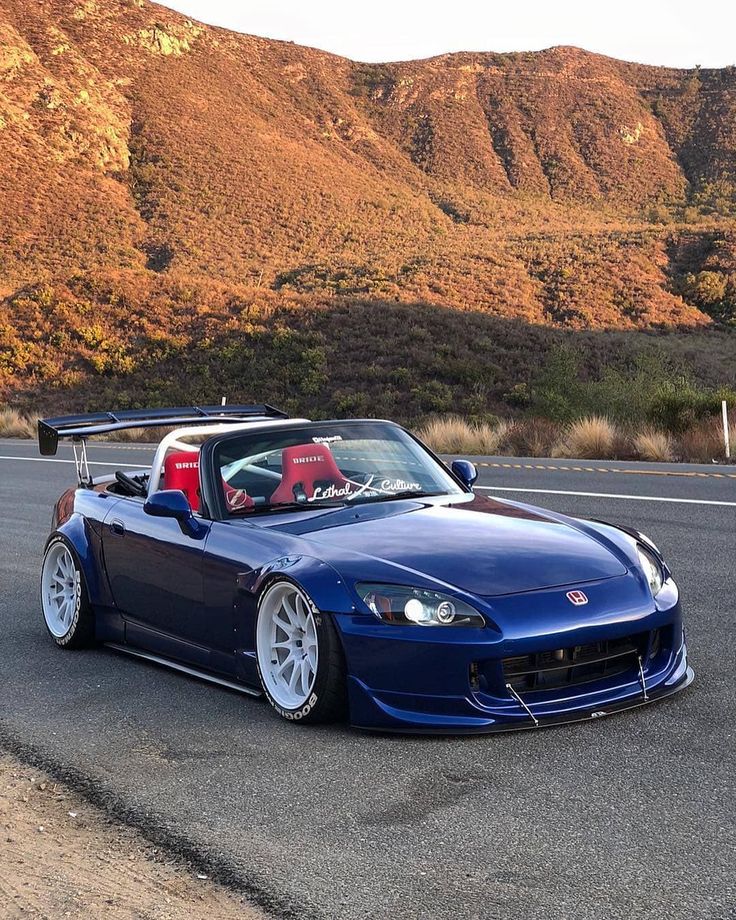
xmin=270 ymin=444 xmax=351 ymax=504
xmin=163 ymin=450 xmax=254 ymax=513
xmin=163 ymin=451 xmax=201 ymax=511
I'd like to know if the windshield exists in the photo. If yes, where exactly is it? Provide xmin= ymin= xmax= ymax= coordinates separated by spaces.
xmin=214 ymin=421 xmax=463 ymax=514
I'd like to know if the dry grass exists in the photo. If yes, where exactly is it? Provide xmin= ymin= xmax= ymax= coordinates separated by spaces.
xmin=678 ymin=418 xmax=736 ymax=463
xmin=0 ymin=408 xmax=35 ymax=438
xmin=499 ymin=418 xmax=559 ymax=458
xmin=553 ymin=415 xmax=619 ymax=460
xmin=99 ymin=426 xmax=170 ymax=443
xmin=4 ymin=405 xmax=734 ymax=465
xmin=417 ymin=416 xmax=510 ymax=455
xmin=633 ymin=428 xmax=675 ymax=462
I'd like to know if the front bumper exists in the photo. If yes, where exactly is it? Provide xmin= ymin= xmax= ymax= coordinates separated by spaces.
xmin=335 ymin=583 xmax=693 ymax=734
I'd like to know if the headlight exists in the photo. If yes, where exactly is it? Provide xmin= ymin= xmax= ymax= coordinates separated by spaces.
xmin=637 ymin=544 xmax=664 ymax=597
xmin=356 ymin=583 xmax=485 ymax=627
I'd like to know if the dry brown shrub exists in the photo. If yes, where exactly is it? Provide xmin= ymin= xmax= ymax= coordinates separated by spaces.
xmin=499 ymin=418 xmax=559 ymax=457
xmin=678 ymin=418 xmax=736 ymax=463
xmin=0 ymin=408 xmax=35 ymax=438
xmin=611 ymin=429 xmax=638 ymax=461
xmin=633 ymin=428 xmax=675 ymax=462
xmin=554 ymin=415 xmax=619 ymax=459
xmin=417 ymin=416 xmax=509 ymax=455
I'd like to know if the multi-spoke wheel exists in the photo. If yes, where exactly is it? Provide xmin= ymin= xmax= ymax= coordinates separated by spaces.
xmin=255 ymin=580 xmax=347 ymax=723
xmin=40 ymin=538 xmax=94 ymax=648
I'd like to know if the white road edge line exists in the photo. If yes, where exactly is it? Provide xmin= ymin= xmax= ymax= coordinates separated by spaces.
xmin=0 ymin=440 xmax=154 ymax=452
xmin=1 ymin=455 xmax=733 ymax=505
xmin=0 ymin=455 xmax=125 ymax=468
xmin=476 ymin=486 xmax=736 ymax=507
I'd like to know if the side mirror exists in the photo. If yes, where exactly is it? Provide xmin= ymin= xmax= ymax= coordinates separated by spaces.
xmin=144 ymin=490 xmax=203 ymax=537
xmin=451 ymin=460 xmax=478 ymax=489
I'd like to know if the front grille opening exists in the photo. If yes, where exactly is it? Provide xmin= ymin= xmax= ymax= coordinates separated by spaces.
xmin=503 ymin=631 xmax=653 ymax=693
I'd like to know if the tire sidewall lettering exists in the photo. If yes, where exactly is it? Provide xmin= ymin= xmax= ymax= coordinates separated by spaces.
xmin=271 ymin=691 xmax=319 ymax=721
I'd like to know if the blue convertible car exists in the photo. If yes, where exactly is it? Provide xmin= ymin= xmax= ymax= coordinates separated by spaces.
xmin=39 ymin=405 xmax=693 ymax=732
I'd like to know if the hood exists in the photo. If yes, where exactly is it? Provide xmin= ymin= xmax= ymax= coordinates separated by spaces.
xmin=270 ymin=494 xmax=628 ymax=597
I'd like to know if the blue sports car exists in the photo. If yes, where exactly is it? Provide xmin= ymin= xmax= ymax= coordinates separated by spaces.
xmin=38 ymin=405 xmax=693 ymax=732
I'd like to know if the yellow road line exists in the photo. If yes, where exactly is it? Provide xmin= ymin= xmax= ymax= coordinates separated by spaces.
xmin=475 ymin=462 xmax=736 ymax=479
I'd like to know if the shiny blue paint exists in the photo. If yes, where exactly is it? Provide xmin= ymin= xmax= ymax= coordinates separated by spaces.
xmin=143 ymin=489 xmax=206 ymax=538
xmin=450 ymin=459 xmax=478 ymax=488
xmin=102 ymin=499 xmax=211 ymax=645
xmin=202 ymin=520 xmax=353 ymax=684
xmin=44 ymin=443 xmax=692 ymax=733
xmin=334 ymin=573 xmax=685 ymax=732
xmin=51 ymin=488 xmax=120 ymax=610
xmin=272 ymin=497 xmax=629 ymax=597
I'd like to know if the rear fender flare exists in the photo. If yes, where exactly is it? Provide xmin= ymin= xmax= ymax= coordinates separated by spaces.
xmin=47 ymin=514 xmax=106 ymax=607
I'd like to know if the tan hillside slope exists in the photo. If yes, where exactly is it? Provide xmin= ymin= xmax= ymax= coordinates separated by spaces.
xmin=0 ymin=0 xmax=734 ymax=415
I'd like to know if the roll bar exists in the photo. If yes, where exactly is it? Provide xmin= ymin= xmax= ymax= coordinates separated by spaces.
xmin=147 ymin=418 xmax=310 ymax=495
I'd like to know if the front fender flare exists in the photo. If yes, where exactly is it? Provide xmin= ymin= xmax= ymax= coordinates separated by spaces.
xmin=239 ymin=554 xmax=358 ymax=616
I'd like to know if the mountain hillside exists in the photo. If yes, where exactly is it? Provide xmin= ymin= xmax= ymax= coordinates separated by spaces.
xmin=0 ymin=0 xmax=734 ymax=416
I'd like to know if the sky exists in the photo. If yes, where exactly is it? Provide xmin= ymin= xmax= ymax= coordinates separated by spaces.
xmin=158 ymin=0 xmax=734 ymax=68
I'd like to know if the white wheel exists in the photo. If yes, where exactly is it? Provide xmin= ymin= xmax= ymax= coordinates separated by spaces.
xmin=256 ymin=582 xmax=319 ymax=710
xmin=41 ymin=541 xmax=81 ymax=638
xmin=40 ymin=538 xmax=94 ymax=648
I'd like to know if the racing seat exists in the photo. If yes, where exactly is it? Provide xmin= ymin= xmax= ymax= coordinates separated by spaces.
xmin=163 ymin=451 xmax=201 ymax=511
xmin=270 ymin=443 xmax=351 ymax=504
xmin=163 ymin=450 xmax=255 ymax=514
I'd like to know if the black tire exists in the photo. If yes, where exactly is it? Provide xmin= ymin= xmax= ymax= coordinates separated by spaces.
xmin=40 ymin=536 xmax=95 ymax=649
xmin=255 ymin=578 xmax=348 ymax=724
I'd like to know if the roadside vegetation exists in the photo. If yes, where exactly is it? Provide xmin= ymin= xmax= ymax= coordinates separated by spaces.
xmin=2 ymin=283 xmax=733 ymax=462
xmin=416 ymin=414 xmax=734 ymax=462
xmin=0 ymin=408 xmax=35 ymax=439
xmin=418 ymin=417 xmax=510 ymax=455
xmin=5 ymin=407 xmax=734 ymax=464
xmin=2 ymin=12 xmax=736 ymax=467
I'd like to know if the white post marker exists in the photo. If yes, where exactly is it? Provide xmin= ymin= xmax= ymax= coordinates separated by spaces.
xmin=723 ymin=399 xmax=731 ymax=460
xmin=221 ymin=395 xmax=227 ymax=406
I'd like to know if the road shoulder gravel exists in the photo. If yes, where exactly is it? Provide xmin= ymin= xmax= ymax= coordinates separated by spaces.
xmin=0 ymin=750 xmax=265 ymax=920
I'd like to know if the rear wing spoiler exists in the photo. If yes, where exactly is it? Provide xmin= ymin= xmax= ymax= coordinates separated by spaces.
xmin=38 ymin=404 xmax=288 ymax=456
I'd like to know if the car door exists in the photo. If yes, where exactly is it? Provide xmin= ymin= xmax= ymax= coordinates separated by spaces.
xmin=101 ymin=497 xmax=211 ymax=661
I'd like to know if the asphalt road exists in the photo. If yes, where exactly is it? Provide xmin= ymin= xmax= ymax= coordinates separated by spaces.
xmin=0 ymin=438 xmax=734 ymax=920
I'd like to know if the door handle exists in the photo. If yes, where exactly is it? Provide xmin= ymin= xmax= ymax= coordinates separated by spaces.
xmin=110 ymin=519 xmax=125 ymax=536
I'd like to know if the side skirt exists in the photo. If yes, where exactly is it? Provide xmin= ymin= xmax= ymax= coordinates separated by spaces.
xmin=104 ymin=643 xmax=263 ymax=697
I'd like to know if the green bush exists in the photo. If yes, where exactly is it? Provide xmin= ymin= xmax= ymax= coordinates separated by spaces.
xmin=648 ymin=381 xmax=717 ymax=432
xmin=527 ymin=345 xmax=735 ymax=432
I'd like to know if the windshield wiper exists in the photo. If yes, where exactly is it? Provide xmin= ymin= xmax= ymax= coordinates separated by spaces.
xmin=350 ymin=490 xmax=443 ymax=505
xmin=259 ymin=499 xmax=347 ymax=514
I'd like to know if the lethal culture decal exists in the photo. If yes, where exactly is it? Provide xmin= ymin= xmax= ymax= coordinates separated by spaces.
xmin=312 ymin=475 xmax=421 ymax=501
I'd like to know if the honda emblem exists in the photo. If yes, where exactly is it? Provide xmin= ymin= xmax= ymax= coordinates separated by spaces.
xmin=566 ymin=590 xmax=589 ymax=606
